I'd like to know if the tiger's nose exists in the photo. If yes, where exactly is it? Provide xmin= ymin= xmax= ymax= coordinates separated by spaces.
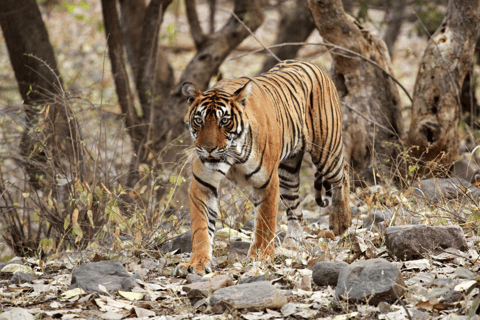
xmin=204 ymin=146 xmax=217 ymax=153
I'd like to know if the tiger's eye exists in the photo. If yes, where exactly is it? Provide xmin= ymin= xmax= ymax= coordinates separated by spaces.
xmin=193 ymin=118 xmax=203 ymax=126
xmin=221 ymin=118 xmax=230 ymax=125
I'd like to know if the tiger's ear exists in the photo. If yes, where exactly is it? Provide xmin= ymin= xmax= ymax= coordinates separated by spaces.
xmin=182 ymin=82 xmax=202 ymax=103
xmin=232 ymin=81 xmax=252 ymax=108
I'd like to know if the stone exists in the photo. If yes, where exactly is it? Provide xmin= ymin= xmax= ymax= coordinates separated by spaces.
xmin=363 ymin=207 xmax=420 ymax=231
xmin=210 ymin=281 xmax=287 ymax=311
xmin=182 ymin=275 xmax=234 ymax=304
xmin=9 ymin=272 xmax=35 ymax=284
xmin=363 ymin=210 xmax=392 ymax=231
xmin=451 ymin=155 xmax=480 ymax=183
xmin=0 ymin=308 xmax=35 ymax=320
xmin=412 ymin=178 xmax=480 ymax=203
xmin=275 ymin=230 xmax=286 ymax=247
xmin=69 ymin=261 xmax=140 ymax=293
xmin=0 ymin=257 xmax=22 ymax=271
xmin=228 ymin=241 xmax=250 ymax=262
xmin=312 ymin=261 xmax=348 ymax=287
xmin=241 ymin=220 xmax=255 ymax=232
xmin=186 ymin=273 xmax=207 ymax=284
xmin=160 ymin=231 xmax=192 ymax=253
xmin=385 ymin=225 xmax=468 ymax=260
xmin=238 ymin=274 xmax=269 ymax=284
xmin=336 ymin=258 xmax=405 ymax=305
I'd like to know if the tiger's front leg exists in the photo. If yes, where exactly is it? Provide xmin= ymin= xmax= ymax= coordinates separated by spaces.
xmin=176 ymin=158 xmax=224 ymax=275
xmin=248 ymin=169 xmax=279 ymax=259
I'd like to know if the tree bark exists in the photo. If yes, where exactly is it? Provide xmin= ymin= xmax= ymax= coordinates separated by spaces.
xmin=307 ymin=0 xmax=404 ymax=185
xmin=260 ymin=0 xmax=316 ymax=73
xmin=408 ymin=0 xmax=480 ymax=171
xmin=0 ymin=0 xmax=84 ymax=190
xmin=382 ymin=0 xmax=406 ymax=57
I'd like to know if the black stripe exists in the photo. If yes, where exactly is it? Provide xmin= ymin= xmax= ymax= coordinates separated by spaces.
xmin=193 ymin=174 xmax=218 ymax=198
xmin=245 ymin=138 xmax=267 ymax=179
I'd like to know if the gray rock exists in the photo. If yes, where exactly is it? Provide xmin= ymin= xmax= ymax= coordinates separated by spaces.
xmin=312 ymin=261 xmax=349 ymax=287
xmin=0 ymin=308 xmax=35 ymax=320
xmin=0 ymin=257 xmax=22 ymax=270
xmin=9 ymin=272 xmax=35 ymax=284
xmin=70 ymin=261 xmax=139 ymax=293
xmin=363 ymin=207 xmax=420 ymax=231
xmin=363 ymin=210 xmax=392 ymax=230
xmin=238 ymin=274 xmax=269 ymax=284
xmin=183 ymin=275 xmax=234 ymax=304
xmin=161 ymin=231 xmax=192 ymax=253
xmin=228 ymin=241 xmax=250 ymax=262
xmin=275 ymin=230 xmax=286 ymax=246
xmin=336 ymin=258 xmax=405 ymax=305
xmin=412 ymin=177 xmax=480 ymax=203
xmin=241 ymin=220 xmax=255 ymax=232
xmin=210 ymin=281 xmax=288 ymax=311
xmin=385 ymin=225 xmax=468 ymax=260
xmin=451 ymin=156 xmax=480 ymax=183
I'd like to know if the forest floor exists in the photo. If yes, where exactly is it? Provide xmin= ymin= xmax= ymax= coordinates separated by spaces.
xmin=0 ymin=0 xmax=480 ymax=319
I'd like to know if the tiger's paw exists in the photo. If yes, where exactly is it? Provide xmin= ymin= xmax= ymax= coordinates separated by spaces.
xmin=174 ymin=259 xmax=213 ymax=277
xmin=248 ymin=244 xmax=274 ymax=260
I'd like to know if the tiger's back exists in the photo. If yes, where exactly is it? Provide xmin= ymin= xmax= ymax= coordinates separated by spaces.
xmin=177 ymin=60 xmax=350 ymax=275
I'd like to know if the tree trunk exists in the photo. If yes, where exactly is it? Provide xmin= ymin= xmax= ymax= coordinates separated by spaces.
xmin=382 ymin=0 xmax=406 ymax=57
xmin=408 ymin=0 xmax=480 ymax=172
xmin=260 ymin=0 xmax=316 ymax=73
xmin=307 ymin=0 xmax=404 ymax=185
xmin=0 ymin=0 xmax=84 ymax=190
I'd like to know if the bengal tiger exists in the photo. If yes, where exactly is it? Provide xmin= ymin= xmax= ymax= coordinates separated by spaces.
xmin=177 ymin=60 xmax=351 ymax=275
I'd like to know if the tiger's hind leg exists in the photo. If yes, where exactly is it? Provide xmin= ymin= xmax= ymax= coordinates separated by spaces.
xmin=279 ymin=152 xmax=305 ymax=248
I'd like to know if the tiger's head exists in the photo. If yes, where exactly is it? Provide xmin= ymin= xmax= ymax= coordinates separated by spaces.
xmin=182 ymin=81 xmax=252 ymax=169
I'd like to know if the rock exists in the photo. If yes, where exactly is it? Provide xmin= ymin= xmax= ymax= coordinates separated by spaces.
xmin=210 ymin=281 xmax=287 ymax=311
xmin=186 ymin=274 xmax=208 ymax=284
xmin=336 ymin=258 xmax=405 ymax=305
xmin=238 ymin=274 xmax=270 ymax=284
xmin=183 ymin=275 xmax=234 ymax=304
xmin=228 ymin=241 xmax=250 ymax=262
xmin=363 ymin=210 xmax=392 ymax=230
xmin=9 ymin=272 xmax=35 ymax=284
xmin=0 ymin=257 xmax=22 ymax=271
xmin=412 ymin=178 xmax=480 ymax=203
xmin=275 ymin=230 xmax=286 ymax=246
xmin=385 ymin=225 xmax=468 ymax=260
xmin=161 ymin=231 xmax=192 ymax=253
xmin=451 ymin=155 xmax=480 ymax=183
xmin=312 ymin=261 xmax=348 ymax=287
xmin=0 ymin=308 xmax=35 ymax=320
xmin=363 ymin=207 xmax=420 ymax=231
xmin=70 ymin=261 xmax=140 ymax=293
xmin=241 ymin=220 xmax=255 ymax=232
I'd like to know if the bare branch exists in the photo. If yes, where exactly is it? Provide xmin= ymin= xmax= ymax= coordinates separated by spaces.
xmin=185 ymin=0 xmax=208 ymax=49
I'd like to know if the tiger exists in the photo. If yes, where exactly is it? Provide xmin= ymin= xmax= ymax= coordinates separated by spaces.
xmin=176 ymin=60 xmax=351 ymax=275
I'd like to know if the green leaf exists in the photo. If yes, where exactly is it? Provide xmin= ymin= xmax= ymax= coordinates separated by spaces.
xmin=64 ymin=215 xmax=71 ymax=230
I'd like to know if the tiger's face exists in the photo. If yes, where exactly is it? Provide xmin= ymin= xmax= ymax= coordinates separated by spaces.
xmin=182 ymin=81 xmax=252 ymax=169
